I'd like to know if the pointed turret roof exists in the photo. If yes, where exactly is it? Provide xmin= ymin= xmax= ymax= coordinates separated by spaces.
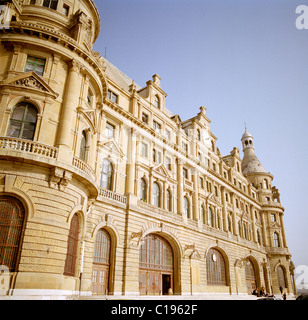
xmin=241 ymin=130 xmax=267 ymax=175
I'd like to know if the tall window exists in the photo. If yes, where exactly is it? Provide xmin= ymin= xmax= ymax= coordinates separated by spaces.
xmin=206 ymin=248 xmax=227 ymax=286
xmin=166 ymin=189 xmax=171 ymax=212
xmin=202 ymin=205 xmax=206 ymax=224
xmin=43 ymin=0 xmax=58 ymax=10
xmin=153 ymin=182 xmax=161 ymax=207
xmin=154 ymin=95 xmax=160 ymax=109
xmin=105 ymin=122 xmax=115 ymax=139
xmin=100 ymin=159 xmax=113 ymax=190
xmin=0 ymin=196 xmax=25 ymax=271
xmin=7 ymin=103 xmax=38 ymax=140
xmin=277 ymin=265 xmax=286 ymax=289
xmin=93 ymin=229 xmax=111 ymax=265
xmin=273 ymin=232 xmax=280 ymax=247
xmin=64 ymin=214 xmax=79 ymax=276
xmin=25 ymin=56 xmax=46 ymax=76
xmin=184 ymin=196 xmax=189 ymax=217
xmin=208 ymin=207 xmax=214 ymax=227
xmin=79 ymin=131 xmax=87 ymax=161
xmin=140 ymin=178 xmax=147 ymax=202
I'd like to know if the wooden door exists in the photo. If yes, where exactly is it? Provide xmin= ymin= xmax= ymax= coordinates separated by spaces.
xmin=92 ymin=264 xmax=109 ymax=295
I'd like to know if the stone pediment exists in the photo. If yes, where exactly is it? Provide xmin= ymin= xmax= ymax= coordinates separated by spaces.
xmin=77 ymin=107 xmax=97 ymax=134
xmin=101 ymin=140 xmax=124 ymax=157
xmin=152 ymin=163 xmax=170 ymax=178
xmin=0 ymin=72 xmax=59 ymax=98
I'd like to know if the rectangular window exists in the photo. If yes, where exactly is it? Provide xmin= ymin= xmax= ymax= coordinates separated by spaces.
xmin=106 ymin=122 xmax=115 ymax=139
xmin=141 ymin=142 xmax=148 ymax=158
xmin=165 ymin=129 xmax=171 ymax=140
xmin=25 ymin=56 xmax=46 ymax=76
xmin=43 ymin=0 xmax=58 ymax=10
xmin=183 ymin=168 xmax=188 ymax=179
xmin=107 ymin=90 xmax=118 ymax=104
xmin=153 ymin=120 xmax=161 ymax=134
xmin=153 ymin=149 xmax=162 ymax=164
xmin=166 ymin=157 xmax=172 ymax=171
xmin=199 ymin=177 xmax=204 ymax=189
xmin=142 ymin=113 xmax=148 ymax=124
xmin=182 ymin=142 xmax=188 ymax=152
xmin=62 ymin=4 xmax=69 ymax=16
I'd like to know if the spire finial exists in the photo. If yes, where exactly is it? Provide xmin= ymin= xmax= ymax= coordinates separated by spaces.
xmin=244 ymin=121 xmax=247 ymax=131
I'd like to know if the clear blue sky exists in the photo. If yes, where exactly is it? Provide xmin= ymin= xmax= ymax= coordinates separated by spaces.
xmin=93 ymin=0 xmax=308 ymax=271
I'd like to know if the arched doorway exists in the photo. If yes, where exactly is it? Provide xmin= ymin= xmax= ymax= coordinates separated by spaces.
xmin=92 ymin=229 xmax=111 ymax=294
xmin=277 ymin=265 xmax=286 ymax=290
xmin=0 ymin=196 xmax=25 ymax=271
xmin=245 ymin=258 xmax=257 ymax=294
xmin=139 ymin=234 xmax=173 ymax=295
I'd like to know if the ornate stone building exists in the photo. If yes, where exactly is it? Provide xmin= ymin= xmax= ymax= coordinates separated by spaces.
xmin=0 ymin=0 xmax=295 ymax=298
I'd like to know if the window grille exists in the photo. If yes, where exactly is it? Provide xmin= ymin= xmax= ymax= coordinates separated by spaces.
xmin=206 ymin=248 xmax=227 ymax=286
xmin=0 ymin=196 xmax=25 ymax=272
xmin=64 ymin=214 xmax=79 ymax=276
xmin=93 ymin=229 xmax=111 ymax=265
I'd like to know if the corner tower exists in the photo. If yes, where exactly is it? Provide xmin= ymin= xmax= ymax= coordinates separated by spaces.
xmin=241 ymin=129 xmax=293 ymax=295
xmin=0 ymin=0 xmax=108 ymax=297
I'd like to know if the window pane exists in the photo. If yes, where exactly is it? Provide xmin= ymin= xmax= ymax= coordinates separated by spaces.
xmin=11 ymin=105 xmax=26 ymax=121
xmin=7 ymin=121 xmax=21 ymax=138
xmin=21 ymin=123 xmax=36 ymax=140
xmin=25 ymin=106 xmax=37 ymax=123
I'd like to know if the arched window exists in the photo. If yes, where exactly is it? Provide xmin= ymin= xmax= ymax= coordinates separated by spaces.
xmin=154 ymin=95 xmax=160 ymax=109
xmin=208 ymin=207 xmax=214 ymax=227
xmin=79 ymin=131 xmax=87 ymax=161
xmin=64 ymin=214 xmax=79 ymax=276
xmin=257 ymin=230 xmax=262 ymax=245
xmin=184 ymin=196 xmax=189 ymax=218
xmin=0 ymin=196 xmax=25 ymax=271
xmin=140 ymin=178 xmax=147 ymax=202
xmin=228 ymin=215 xmax=232 ymax=232
xmin=273 ymin=232 xmax=280 ymax=247
xmin=277 ymin=265 xmax=286 ymax=289
xmin=197 ymin=129 xmax=201 ymax=141
xmin=100 ymin=159 xmax=113 ymax=190
xmin=153 ymin=182 xmax=161 ymax=207
xmin=201 ymin=205 xmax=206 ymax=224
xmin=93 ymin=229 xmax=111 ymax=265
xmin=7 ymin=102 xmax=38 ymax=140
xmin=206 ymin=248 xmax=227 ymax=286
xmin=166 ymin=189 xmax=172 ymax=212
xmin=92 ymin=229 xmax=111 ymax=295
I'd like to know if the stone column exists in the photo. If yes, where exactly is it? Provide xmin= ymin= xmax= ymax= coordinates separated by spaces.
xmin=221 ymin=186 xmax=228 ymax=232
xmin=177 ymin=158 xmax=184 ymax=216
xmin=125 ymin=127 xmax=136 ymax=195
xmin=57 ymin=59 xmax=82 ymax=163
xmin=192 ymin=169 xmax=199 ymax=220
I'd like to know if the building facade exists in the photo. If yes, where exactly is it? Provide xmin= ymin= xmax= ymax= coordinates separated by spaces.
xmin=0 ymin=0 xmax=295 ymax=298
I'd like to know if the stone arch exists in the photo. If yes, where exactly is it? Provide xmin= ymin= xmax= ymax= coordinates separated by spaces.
xmin=139 ymin=228 xmax=182 ymax=295
xmin=205 ymin=245 xmax=231 ymax=286
xmin=244 ymin=255 xmax=261 ymax=293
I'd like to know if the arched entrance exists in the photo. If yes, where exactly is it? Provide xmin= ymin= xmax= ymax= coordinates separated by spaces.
xmin=245 ymin=258 xmax=257 ymax=294
xmin=92 ymin=229 xmax=111 ymax=294
xmin=277 ymin=265 xmax=286 ymax=290
xmin=139 ymin=234 xmax=173 ymax=295
xmin=0 ymin=196 xmax=25 ymax=271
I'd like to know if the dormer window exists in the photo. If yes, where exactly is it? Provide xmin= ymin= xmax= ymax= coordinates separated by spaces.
xmin=43 ymin=0 xmax=58 ymax=10
xmin=154 ymin=95 xmax=160 ymax=109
